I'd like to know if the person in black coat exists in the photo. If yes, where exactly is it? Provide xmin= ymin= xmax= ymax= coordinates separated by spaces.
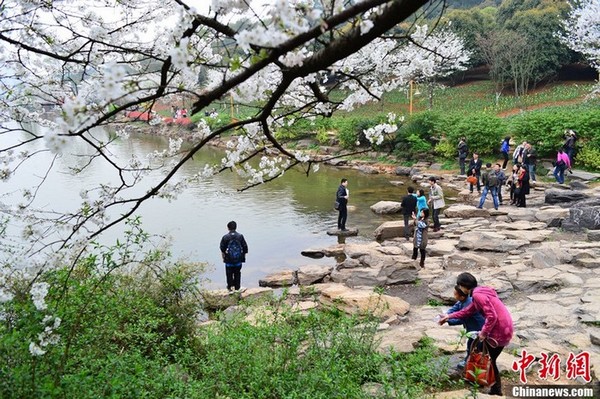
xmin=219 ymin=221 xmax=249 ymax=291
xmin=336 ymin=178 xmax=349 ymax=231
xmin=468 ymin=152 xmax=483 ymax=193
xmin=457 ymin=137 xmax=468 ymax=175
xmin=400 ymin=186 xmax=418 ymax=241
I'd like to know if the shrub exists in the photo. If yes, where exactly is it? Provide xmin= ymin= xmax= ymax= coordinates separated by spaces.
xmin=394 ymin=111 xmax=442 ymax=159
xmin=333 ymin=116 xmax=382 ymax=149
xmin=576 ymin=146 xmax=600 ymax=171
xmin=448 ymin=112 xmax=506 ymax=156
xmin=507 ymin=103 xmax=600 ymax=158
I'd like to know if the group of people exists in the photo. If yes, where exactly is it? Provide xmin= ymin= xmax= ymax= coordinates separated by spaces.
xmin=171 ymin=106 xmax=188 ymax=119
xmin=460 ymin=131 xmax=579 ymax=207
xmin=398 ymin=177 xmax=445 ymax=268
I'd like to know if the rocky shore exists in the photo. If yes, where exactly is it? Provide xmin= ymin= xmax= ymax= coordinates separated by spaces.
xmin=137 ymin=123 xmax=599 ymax=394
xmin=201 ymin=166 xmax=600 ymax=397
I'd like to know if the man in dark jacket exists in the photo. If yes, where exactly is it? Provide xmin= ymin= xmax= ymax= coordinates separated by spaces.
xmin=220 ymin=220 xmax=248 ymax=291
xmin=523 ymin=143 xmax=537 ymax=183
xmin=400 ymin=187 xmax=418 ymax=240
xmin=457 ymin=137 xmax=468 ymax=175
xmin=468 ymin=152 xmax=482 ymax=193
xmin=563 ymin=130 xmax=577 ymax=164
xmin=336 ymin=178 xmax=349 ymax=231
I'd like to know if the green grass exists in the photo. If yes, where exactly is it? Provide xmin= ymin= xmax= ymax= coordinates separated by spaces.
xmin=333 ymin=81 xmax=595 ymax=117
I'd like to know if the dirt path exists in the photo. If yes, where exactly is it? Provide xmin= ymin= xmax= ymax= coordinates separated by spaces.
xmin=497 ymin=98 xmax=584 ymax=117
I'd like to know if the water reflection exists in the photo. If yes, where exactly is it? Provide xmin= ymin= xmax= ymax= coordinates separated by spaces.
xmin=1 ymin=126 xmax=423 ymax=289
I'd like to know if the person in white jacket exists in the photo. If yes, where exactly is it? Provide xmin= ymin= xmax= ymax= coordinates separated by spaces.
xmin=427 ymin=176 xmax=445 ymax=232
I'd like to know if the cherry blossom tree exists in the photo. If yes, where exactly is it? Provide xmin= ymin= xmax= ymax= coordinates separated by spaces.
xmin=0 ymin=0 xmax=471 ymax=267
xmin=560 ymin=0 xmax=600 ymax=87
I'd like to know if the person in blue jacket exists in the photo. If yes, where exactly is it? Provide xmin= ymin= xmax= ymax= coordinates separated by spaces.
xmin=416 ymin=189 xmax=428 ymax=215
xmin=500 ymin=136 xmax=511 ymax=170
xmin=445 ymin=285 xmax=485 ymax=368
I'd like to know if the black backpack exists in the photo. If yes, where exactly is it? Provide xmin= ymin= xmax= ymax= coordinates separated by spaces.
xmin=225 ymin=237 xmax=243 ymax=264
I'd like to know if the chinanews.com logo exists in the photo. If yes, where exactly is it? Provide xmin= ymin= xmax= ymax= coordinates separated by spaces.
xmin=507 ymin=385 xmax=599 ymax=398
xmin=507 ymin=349 xmax=598 ymax=398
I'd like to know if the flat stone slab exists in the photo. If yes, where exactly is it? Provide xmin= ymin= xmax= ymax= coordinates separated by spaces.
xmin=570 ymin=169 xmax=600 ymax=181
xmin=326 ymin=228 xmax=358 ymax=236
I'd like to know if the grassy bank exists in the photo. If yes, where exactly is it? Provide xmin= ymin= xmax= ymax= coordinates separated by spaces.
xmin=0 ymin=227 xmax=458 ymax=399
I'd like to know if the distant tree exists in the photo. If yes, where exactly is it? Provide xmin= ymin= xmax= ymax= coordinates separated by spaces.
xmin=444 ymin=7 xmax=497 ymax=66
xmin=477 ymin=29 xmax=538 ymax=97
xmin=500 ymin=0 xmax=572 ymax=86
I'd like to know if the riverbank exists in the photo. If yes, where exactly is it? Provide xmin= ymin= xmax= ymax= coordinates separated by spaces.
xmin=202 ymin=169 xmax=600 ymax=397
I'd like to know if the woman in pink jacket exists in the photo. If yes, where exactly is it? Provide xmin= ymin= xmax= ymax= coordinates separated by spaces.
xmin=439 ymin=272 xmax=513 ymax=396
xmin=553 ymin=147 xmax=571 ymax=184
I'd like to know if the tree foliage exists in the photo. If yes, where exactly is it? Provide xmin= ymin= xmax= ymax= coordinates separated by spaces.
xmin=446 ymin=0 xmax=575 ymax=95
xmin=0 ymin=0 xmax=474 ymax=263
xmin=560 ymin=0 xmax=600 ymax=94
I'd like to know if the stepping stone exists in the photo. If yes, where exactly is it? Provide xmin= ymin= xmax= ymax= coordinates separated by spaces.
xmin=326 ymin=228 xmax=358 ymax=236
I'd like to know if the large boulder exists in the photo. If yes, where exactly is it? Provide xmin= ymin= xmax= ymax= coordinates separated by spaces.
xmin=544 ymin=189 xmax=590 ymax=205
xmin=358 ymin=165 xmax=379 ymax=174
xmin=562 ymin=206 xmax=600 ymax=232
xmin=457 ymin=231 xmax=529 ymax=252
xmin=394 ymin=166 xmax=413 ymax=176
xmin=373 ymin=221 xmax=406 ymax=240
xmin=535 ymin=206 xmax=570 ymax=226
xmin=530 ymin=245 xmax=573 ymax=269
xmin=258 ymin=270 xmax=296 ymax=287
xmin=427 ymin=239 xmax=459 ymax=256
xmin=301 ymin=244 xmax=345 ymax=259
xmin=513 ymin=268 xmax=563 ymax=292
xmin=443 ymin=204 xmax=490 ymax=218
xmin=318 ymin=284 xmax=410 ymax=319
xmin=370 ymin=201 xmax=402 ymax=214
xmin=296 ymin=264 xmax=333 ymax=285
xmin=330 ymin=267 xmax=386 ymax=287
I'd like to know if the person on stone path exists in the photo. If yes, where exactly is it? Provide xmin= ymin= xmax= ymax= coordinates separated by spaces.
xmin=477 ymin=163 xmax=499 ymax=210
xmin=219 ymin=221 xmax=248 ymax=292
xmin=438 ymin=272 xmax=514 ymax=396
xmin=458 ymin=137 xmax=469 ymax=175
xmin=400 ymin=186 xmax=418 ymax=241
xmin=553 ymin=147 xmax=571 ymax=184
xmin=512 ymin=141 xmax=527 ymax=165
xmin=523 ymin=142 xmax=537 ymax=183
xmin=500 ymin=136 xmax=510 ymax=170
xmin=468 ymin=152 xmax=482 ymax=193
xmin=516 ymin=163 xmax=530 ymax=208
xmin=507 ymin=164 xmax=519 ymax=205
xmin=441 ymin=285 xmax=485 ymax=369
xmin=494 ymin=163 xmax=506 ymax=206
xmin=416 ymin=189 xmax=428 ymax=216
xmin=411 ymin=208 xmax=429 ymax=268
xmin=563 ymin=129 xmax=577 ymax=164
xmin=336 ymin=178 xmax=349 ymax=231
xmin=428 ymin=176 xmax=445 ymax=232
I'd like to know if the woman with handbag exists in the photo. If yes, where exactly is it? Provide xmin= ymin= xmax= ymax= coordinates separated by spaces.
xmin=438 ymin=272 xmax=513 ymax=396
xmin=553 ymin=148 xmax=571 ymax=184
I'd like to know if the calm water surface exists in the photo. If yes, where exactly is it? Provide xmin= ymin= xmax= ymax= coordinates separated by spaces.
xmin=2 ymin=128 xmax=417 ymax=288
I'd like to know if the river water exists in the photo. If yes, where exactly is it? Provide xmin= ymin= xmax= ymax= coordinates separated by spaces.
xmin=1 ymin=127 xmax=414 ymax=289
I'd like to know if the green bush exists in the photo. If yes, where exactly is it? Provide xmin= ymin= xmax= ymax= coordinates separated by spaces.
xmin=576 ymin=146 xmax=600 ymax=171
xmin=0 ymin=222 xmax=452 ymax=398
xmin=394 ymin=112 xmax=442 ymax=159
xmin=447 ymin=112 xmax=506 ymax=156
xmin=333 ymin=116 xmax=382 ymax=149
xmin=507 ymin=103 xmax=600 ymax=158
